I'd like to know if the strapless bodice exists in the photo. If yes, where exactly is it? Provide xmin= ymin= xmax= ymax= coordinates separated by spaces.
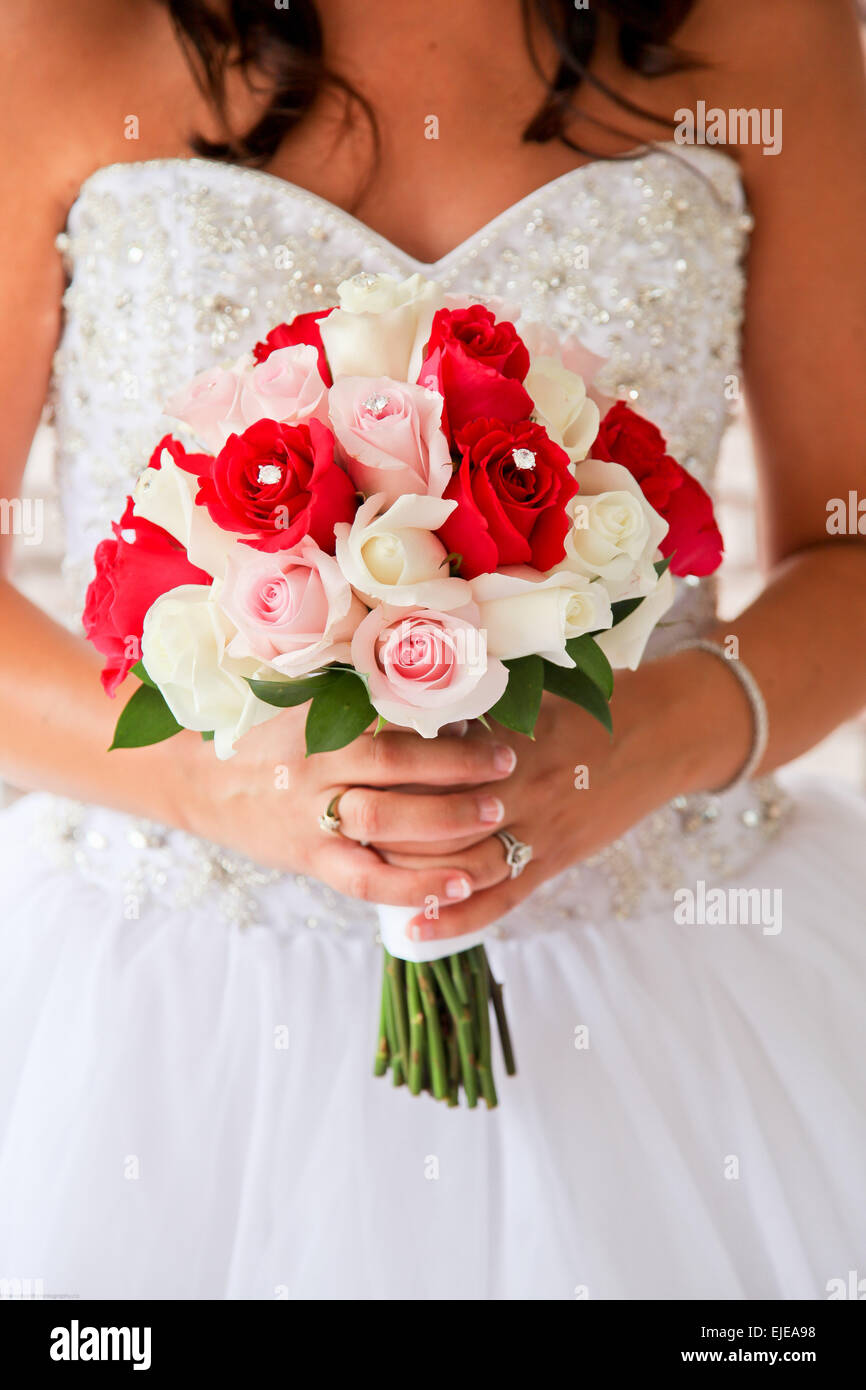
xmin=39 ymin=143 xmax=793 ymax=936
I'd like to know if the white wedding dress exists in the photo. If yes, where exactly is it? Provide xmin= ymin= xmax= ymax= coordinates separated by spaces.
xmin=1 ymin=144 xmax=865 ymax=1300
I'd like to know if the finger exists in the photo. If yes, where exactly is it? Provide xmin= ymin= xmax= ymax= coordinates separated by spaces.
xmin=379 ymin=834 xmax=511 ymax=893
xmin=317 ymin=842 xmax=475 ymax=908
xmin=372 ymin=828 xmax=498 ymax=855
xmin=337 ymin=784 xmax=507 ymax=845
xmin=405 ymin=861 xmax=542 ymax=941
xmin=322 ymin=728 xmax=517 ymax=789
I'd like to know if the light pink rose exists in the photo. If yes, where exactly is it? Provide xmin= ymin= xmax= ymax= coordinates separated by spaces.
xmin=219 ymin=538 xmax=368 ymax=677
xmin=164 ymin=366 xmax=244 ymax=454
xmin=239 ymin=345 xmax=329 ymax=430
xmin=327 ymin=376 xmax=452 ymax=505
xmin=351 ymin=602 xmax=508 ymax=738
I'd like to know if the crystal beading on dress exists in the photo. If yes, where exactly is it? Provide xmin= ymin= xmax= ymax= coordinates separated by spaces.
xmin=40 ymin=143 xmax=790 ymax=936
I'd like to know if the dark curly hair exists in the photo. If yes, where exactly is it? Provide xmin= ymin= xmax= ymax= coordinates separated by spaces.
xmin=164 ymin=0 xmax=698 ymax=171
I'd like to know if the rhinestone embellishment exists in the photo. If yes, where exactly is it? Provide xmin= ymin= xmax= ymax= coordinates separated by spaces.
xmin=257 ymin=464 xmax=282 ymax=485
xmin=363 ymin=393 xmax=390 ymax=416
xmin=512 ymin=447 xmax=536 ymax=470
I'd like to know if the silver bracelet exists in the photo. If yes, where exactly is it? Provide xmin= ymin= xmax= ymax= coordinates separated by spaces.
xmin=677 ymin=639 xmax=769 ymax=794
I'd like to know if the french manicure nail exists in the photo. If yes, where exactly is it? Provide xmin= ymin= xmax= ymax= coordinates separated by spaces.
xmin=493 ymin=744 xmax=517 ymax=774
xmin=446 ymin=876 xmax=472 ymax=900
xmin=410 ymin=920 xmax=435 ymax=941
xmin=479 ymin=795 xmax=505 ymax=825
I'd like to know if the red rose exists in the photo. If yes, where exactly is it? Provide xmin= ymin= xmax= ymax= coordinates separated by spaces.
xmin=252 ymin=309 xmax=334 ymax=386
xmin=592 ymin=400 xmax=668 ymax=473
xmin=148 ymin=432 xmax=213 ymax=477
xmin=438 ymin=418 xmax=578 ymax=579
xmin=83 ymin=498 xmax=210 ymax=696
xmin=196 ymin=417 xmax=356 ymax=554
xmin=417 ymin=306 xmax=533 ymax=441
xmin=592 ymin=401 xmax=723 ymax=576
xmin=654 ymin=470 xmax=724 ymax=576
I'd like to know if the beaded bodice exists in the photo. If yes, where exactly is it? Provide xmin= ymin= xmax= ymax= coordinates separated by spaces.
xmin=41 ymin=144 xmax=792 ymax=935
xmin=53 ymin=145 xmax=749 ymax=628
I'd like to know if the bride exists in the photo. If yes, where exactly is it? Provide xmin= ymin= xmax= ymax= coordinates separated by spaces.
xmin=1 ymin=0 xmax=865 ymax=1300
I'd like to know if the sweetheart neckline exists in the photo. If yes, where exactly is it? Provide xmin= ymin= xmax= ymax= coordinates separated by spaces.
xmin=65 ymin=142 xmax=743 ymax=274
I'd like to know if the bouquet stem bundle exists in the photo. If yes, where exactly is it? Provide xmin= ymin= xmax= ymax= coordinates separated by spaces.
xmin=374 ymin=945 xmax=516 ymax=1107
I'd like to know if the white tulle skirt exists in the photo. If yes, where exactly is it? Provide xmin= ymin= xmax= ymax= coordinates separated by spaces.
xmin=0 ymin=776 xmax=864 ymax=1300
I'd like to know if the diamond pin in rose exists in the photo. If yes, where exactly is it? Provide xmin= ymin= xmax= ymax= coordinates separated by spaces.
xmin=511 ymin=448 xmax=536 ymax=469
xmin=364 ymin=393 xmax=390 ymax=417
xmin=257 ymin=464 xmax=283 ymax=485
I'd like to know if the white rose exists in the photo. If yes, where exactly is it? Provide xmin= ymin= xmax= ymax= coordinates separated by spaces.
xmin=335 ymin=494 xmax=471 ymax=610
xmin=471 ymin=567 xmax=612 ymax=667
xmin=559 ymin=457 xmax=669 ymax=599
xmin=595 ymin=567 xmax=675 ymax=671
xmin=526 ymin=357 xmax=600 ymax=464
xmin=141 ymin=585 xmax=279 ymax=760
xmin=132 ymin=452 xmax=241 ymax=581
xmin=320 ymin=272 xmax=443 ymax=382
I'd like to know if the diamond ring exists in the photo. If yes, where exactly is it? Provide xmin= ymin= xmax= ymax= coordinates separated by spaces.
xmin=318 ymin=793 xmax=345 ymax=836
xmin=495 ymin=830 xmax=533 ymax=879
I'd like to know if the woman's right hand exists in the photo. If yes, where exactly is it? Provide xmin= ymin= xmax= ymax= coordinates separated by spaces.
xmin=180 ymin=706 xmax=517 ymax=907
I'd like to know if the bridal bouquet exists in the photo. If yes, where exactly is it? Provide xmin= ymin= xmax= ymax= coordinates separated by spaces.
xmin=83 ymin=271 xmax=723 ymax=1107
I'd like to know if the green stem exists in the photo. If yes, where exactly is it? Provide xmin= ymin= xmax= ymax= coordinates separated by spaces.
xmin=374 ymin=960 xmax=390 ymax=1077
xmin=417 ymin=963 xmax=448 ymax=1101
xmin=385 ymin=950 xmax=410 ymax=1084
xmin=432 ymin=957 xmax=478 ymax=1109
xmin=469 ymin=948 xmax=498 ymax=1108
xmin=382 ymin=954 xmax=404 ymax=1087
xmin=489 ymin=967 xmax=517 ymax=1077
xmin=446 ymin=1024 xmax=460 ymax=1106
xmin=405 ymin=962 xmax=426 ymax=1096
xmin=450 ymin=951 xmax=470 ymax=1006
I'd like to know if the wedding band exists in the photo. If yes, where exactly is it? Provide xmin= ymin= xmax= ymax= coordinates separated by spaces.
xmin=318 ymin=793 xmax=344 ymax=836
xmin=496 ymin=830 xmax=533 ymax=879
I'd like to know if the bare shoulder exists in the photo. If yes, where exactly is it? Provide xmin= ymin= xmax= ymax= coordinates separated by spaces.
xmin=676 ymin=0 xmax=864 ymax=109
xmin=0 ymin=0 xmax=213 ymax=222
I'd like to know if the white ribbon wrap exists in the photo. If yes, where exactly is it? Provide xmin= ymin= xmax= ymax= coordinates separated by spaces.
xmin=376 ymin=904 xmax=492 ymax=964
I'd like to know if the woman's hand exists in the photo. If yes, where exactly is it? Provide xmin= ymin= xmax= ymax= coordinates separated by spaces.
xmin=372 ymin=650 xmax=755 ymax=942
xmin=178 ymin=702 xmax=518 ymax=908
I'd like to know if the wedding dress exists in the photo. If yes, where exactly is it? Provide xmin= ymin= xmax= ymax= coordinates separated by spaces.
xmin=1 ymin=144 xmax=864 ymax=1300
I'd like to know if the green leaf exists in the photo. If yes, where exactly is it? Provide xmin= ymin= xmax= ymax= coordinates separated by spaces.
xmin=654 ymin=553 xmax=673 ymax=577
xmin=607 ymin=596 xmax=643 ymax=627
xmin=305 ymin=670 xmax=377 ymax=754
xmin=201 ymin=731 xmax=215 ymax=742
xmin=488 ymin=655 xmax=544 ymax=737
xmin=130 ymin=659 xmax=156 ymax=688
xmin=542 ymin=660 xmax=613 ymax=735
xmin=564 ymin=635 xmax=613 ymax=700
xmin=110 ymin=682 xmax=184 ymax=750
xmin=248 ymin=670 xmax=340 ymax=708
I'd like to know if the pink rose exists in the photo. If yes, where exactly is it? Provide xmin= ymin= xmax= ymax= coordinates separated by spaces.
xmin=219 ymin=537 xmax=367 ymax=678
xmin=350 ymin=602 xmax=508 ymax=738
xmin=164 ymin=366 xmax=244 ymax=454
xmin=328 ymin=376 xmax=451 ymax=505
xmin=239 ymin=345 xmax=329 ymax=430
